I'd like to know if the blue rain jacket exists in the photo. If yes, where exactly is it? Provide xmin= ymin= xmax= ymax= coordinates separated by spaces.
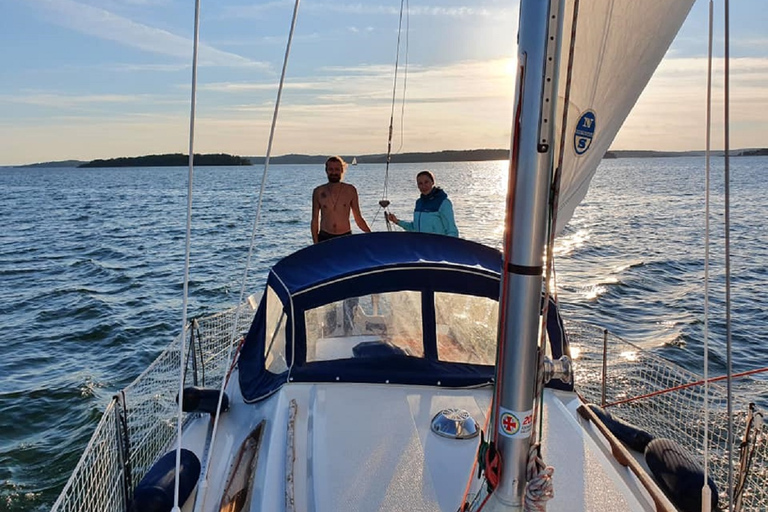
xmin=397 ymin=187 xmax=459 ymax=237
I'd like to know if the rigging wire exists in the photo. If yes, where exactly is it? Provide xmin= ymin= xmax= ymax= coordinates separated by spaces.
xmin=724 ymin=0 xmax=734 ymax=508
xmin=394 ymin=0 xmax=410 ymax=156
xmin=173 ymin=0 xmax=202 ymax=509
xmin=541 ymin=0 xmax=580 ymax=388
xmin=703 ymin=1 xmax=714 ymax=509
xmin=190 ymin=0 xmax=303 ymax=509
xmin=380 ymin=0 xmax=409 ymax=230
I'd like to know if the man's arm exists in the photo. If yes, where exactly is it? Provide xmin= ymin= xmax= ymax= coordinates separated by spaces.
xmin=311 ymin=188 xmax=321 ymax=243
xmin=350 ymin=187 xmax=371 ymax=233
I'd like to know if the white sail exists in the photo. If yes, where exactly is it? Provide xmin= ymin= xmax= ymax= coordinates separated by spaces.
xmin=554 ymin=0 xmax=695 ymax=235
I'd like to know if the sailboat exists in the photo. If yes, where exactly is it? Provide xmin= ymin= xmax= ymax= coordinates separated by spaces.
xmin=351 ymin=156 xmax=358 ymax=165
xmin=52 ymin=1 xmax=767 ymax=512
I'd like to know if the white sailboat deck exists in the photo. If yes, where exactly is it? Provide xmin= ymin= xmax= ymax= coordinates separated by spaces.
xmin=182 ymin=377 xmax=670 ymax=512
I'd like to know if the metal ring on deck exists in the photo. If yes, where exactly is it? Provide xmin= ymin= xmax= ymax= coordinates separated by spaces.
xmin=430 ymin=408 xmax=480 ymax=439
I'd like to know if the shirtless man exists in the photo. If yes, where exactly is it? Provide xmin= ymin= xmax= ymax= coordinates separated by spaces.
xmin=311 ymin=156 xmax=371 ymax=243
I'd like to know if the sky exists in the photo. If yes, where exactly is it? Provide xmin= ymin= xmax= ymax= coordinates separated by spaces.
xmin=1 ymin=0 xmax=767 ymax=166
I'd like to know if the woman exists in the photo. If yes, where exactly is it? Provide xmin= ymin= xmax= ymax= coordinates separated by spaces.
xmin=387 ymin=170 xmax=459 ymax=237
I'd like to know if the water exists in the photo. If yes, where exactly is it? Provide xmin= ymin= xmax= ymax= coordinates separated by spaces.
xmin=1 ymin=157 xmax=766 ymax=511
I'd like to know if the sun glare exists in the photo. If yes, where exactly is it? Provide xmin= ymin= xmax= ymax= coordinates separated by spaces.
xmin=504 ymin=57 xmax=518 ymax=77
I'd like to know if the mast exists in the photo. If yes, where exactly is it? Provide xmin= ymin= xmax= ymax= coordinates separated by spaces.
xmin=485 ymin=0 xmax=563 ymax=509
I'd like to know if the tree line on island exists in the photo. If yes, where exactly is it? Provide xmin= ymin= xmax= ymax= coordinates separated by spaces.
xmin=78 ymin=153 xmax=252 ymax=167
xmin=76 ymin=149 xmax=512 ymax=167
xmin=17 ymin=147 xmax=768 ymax=168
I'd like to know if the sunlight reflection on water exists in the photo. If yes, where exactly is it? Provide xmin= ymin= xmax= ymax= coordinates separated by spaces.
xmin=1 ymin=156 xmax=767 ymax=510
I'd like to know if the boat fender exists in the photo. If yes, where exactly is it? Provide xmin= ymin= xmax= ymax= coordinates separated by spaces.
xmin=586 ymin=404 xmax=653 ymax=452
xmin=129 ymin=449 xmax=201 ymax=512
xmin=644 ymin=437 xmax=719 ymax=512
xmin=178 ymin=386 xmax=229 ymax=415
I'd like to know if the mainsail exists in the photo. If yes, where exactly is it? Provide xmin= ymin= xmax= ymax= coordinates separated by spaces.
xmin=554 ymin=1 xmax=696 ymax=235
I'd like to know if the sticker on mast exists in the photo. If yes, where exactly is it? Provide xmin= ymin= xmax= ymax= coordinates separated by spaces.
xmin=574 ymin=110 xmax=596 ymax=155
xmin=498 ymin=407 xmax=533 ymax=438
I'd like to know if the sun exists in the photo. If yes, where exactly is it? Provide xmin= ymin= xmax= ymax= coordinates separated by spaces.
xmin=504 ymin=57 xmax=518 ymax=77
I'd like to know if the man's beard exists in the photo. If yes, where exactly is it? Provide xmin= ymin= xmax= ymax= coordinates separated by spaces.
xmin=328 ymin=175 xmax=341 ymax=183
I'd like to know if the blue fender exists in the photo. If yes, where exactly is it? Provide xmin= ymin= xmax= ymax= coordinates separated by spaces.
xmin=129 ymin=449 xmax=201 ymax=512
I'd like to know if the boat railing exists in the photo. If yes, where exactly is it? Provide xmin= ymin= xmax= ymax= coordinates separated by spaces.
xmin=569 ymin=320 xmax=767 ymax=512
xmin=51 ymin=303 xmax=255 ymax=512
xmin=50 ymin=308 xmax=765 ymax=512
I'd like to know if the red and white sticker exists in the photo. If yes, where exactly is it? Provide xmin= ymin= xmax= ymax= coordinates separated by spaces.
xmin=498 ymin=407 xmax=533 ymax=438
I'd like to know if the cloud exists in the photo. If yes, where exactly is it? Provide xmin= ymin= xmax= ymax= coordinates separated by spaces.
xmin=6 ymin=46 xmax=767 ymax=166
xmin=196 ymin=81 xmax=324 ymax=93
xmin=218 ymin=1 xmax=291 ymax=19
xmin=309 ymin=3 xmax=517 ymax=18
xmin=189 ymin=57 xmax=515 ymax=154
xmin=8 ymin=92 xmax=148 ymax=108
xmin=110 ymin=63 xmax=190 ymax=72
xmin=615 ymin=56 xmax=768 ymax=150
xmin=30 ymin=0 xmax=270 ymax=69
xmin=220 ymin=2 xmax=518 ymax=20
xmin=0 ymin=90 xmax=187 ymax=124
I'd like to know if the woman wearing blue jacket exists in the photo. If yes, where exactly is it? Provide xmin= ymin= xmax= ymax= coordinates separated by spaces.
xmin=387 ymin=171 xmax=459 ymax=237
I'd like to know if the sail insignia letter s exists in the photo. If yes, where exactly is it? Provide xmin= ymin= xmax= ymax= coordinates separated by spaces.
xmin=573 ymin=110 xmax=596 ymax=155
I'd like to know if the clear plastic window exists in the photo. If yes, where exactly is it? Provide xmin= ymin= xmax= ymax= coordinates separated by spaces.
xmin=434 ymin=292 xmax=497 ymax=364
xmin=305 ymin=291 xmax=424 ymax=362
xmin=264 ymin=286 xmax=288 ymax=373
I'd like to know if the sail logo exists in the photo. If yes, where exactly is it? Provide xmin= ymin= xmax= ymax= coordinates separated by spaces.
xmin=574 ymin=110 xmax=596 ymax=155
xmin=498 ymin=407 xmax=533 ymax=438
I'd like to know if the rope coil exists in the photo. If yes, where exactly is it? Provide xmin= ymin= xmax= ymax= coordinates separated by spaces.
xmin=524 ymin=443 xmax=554 ymax=511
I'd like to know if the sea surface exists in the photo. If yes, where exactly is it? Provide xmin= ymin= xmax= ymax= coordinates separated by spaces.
xmin=1 ymin=157 xmax=766 ymax=511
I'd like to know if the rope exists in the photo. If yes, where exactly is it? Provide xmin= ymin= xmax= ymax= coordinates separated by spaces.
xmin=380 ymin=0 xmax=409 ymax=230
xmin=173 ymin=0 xmax=202 ymax=508
xmin=393 ymin=0 xmax=410 ymax=156
xmin=540 ymin=0 xmax=580 ymax=352
xmin=734 ymin=403 xmax=763 ymax=510
xmin=524 ymin=443 xmax=554 ymax=511
xmin=601 ymin=367 xmax=768 ymax=408
xmin=703 ymin=1 xmax=714 ymax=508
xmin=191 ymin=1 xmax=303 ymax=510
xmin=723 ymin=0 xmax=735 ymax=505
xmin=533 ymin=0 xmax=580 ymax=450
xmin=458 ymin=404 xmax=493 ymax=509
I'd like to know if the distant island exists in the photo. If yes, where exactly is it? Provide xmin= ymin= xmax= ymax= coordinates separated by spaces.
xmin=737 ymin=148 xmax=768 ymax=157
xmin=13 ymin=147 xmax=768 ymax=168
xmin=250 ymin=149 xmax=511 ymax=166
xmin=18 ymin=160 xmax=88 ymax=168
xmin=79 ymin=153 xmax=251 ymax=168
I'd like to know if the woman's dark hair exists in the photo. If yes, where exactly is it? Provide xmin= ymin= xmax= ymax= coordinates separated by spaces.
xmin=416 ymin=170 xmax=435 ymax=183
